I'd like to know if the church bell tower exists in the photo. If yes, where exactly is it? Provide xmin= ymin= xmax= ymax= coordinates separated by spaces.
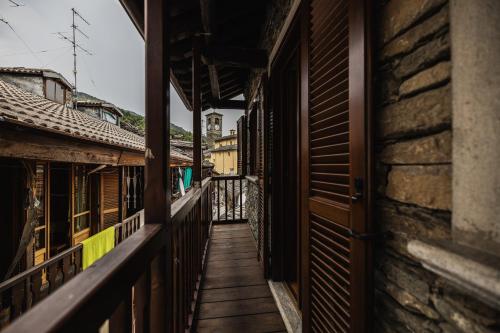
xmin=206 ymin=111 xmax=223 ymax=148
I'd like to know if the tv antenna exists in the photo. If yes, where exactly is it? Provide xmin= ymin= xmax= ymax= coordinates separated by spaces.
xmin=57 ymin=8 xmax=92 ymax=107
xmin=8 ymin=0 xmax=24 ymax=7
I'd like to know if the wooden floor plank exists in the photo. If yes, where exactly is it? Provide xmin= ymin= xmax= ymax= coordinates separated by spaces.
xmin=208 ymin=251 xmax=257 ymax=261
xmin=211 ymin=233 xmax=252 ymax=240
xmin=194 ymin=224 xmax=285 ymax=332
xmin=203 ymin=275 xmax=267 ymax=289
xmin=212 ymin=224 xmax=245 ymax=228
xmin=209 ymin=246 xmax=257 ymax=255
xmin=196 ymin=313 xmax=286 ymax=333
xmin=206 ymin=258 xmax=261 ymax=269
xmin=198 ymin=297 xmax=277 ymax=319
xmin=200 ymin=285 xmax=272 ymax=303
xmin=205 ymin=265 xmax=264 ymax=278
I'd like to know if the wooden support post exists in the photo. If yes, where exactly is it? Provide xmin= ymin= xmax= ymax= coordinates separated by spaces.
xmin=145 ymin=0 xmax=171 ymax=331
xmin=193 ymin=36 xmax=202 ymax=185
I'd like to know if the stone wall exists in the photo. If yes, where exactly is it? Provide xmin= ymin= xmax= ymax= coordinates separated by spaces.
xmin=0 ymin=74 xmax=44 ymax=97
xmin=244 ymin=0 xmax=294 ymax=100
xmin=246 ymin=177 xmax=259 ymax=242
xmin=374 ymin=1 xmax=500 ymax=332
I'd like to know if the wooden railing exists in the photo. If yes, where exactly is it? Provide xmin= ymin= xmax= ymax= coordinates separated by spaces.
xmin=114 ymin=209 xmax=144 ymax=245
xmin=212 ymin=175 xmax=247 ymax=223
xmin=0 ymin=244 xmax=83 ymax=329
xmin=170 ymin=177 xmax=212 ymax=331
xmin=0 ymin=210 xmax=146 ymax=330
xmin=1 ymin=178 xmax=212 ymax=332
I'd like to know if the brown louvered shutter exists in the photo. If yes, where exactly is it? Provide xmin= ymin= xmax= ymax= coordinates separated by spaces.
xmin=237 ymin=115 xmax=247 ymax=175
xmin=256 ymin=91 xmax=266 ymax=265
xmin=101 ymin=168 xmax=120 ymax=230
xmin=303 ymin=0 xmax=372 ymax=332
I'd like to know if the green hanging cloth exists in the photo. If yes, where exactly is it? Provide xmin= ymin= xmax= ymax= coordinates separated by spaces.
xmin=183 ymin=167 xmax=192 ymax=190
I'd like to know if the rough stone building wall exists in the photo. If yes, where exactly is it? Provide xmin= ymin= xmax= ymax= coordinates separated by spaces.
xmin=374 ymin=1 xmax=500 ymax=332
xmin=0 ymin=74 xmax=44 ymax=97
xmin=246 ymin=178 xmax=259 ymax=242
xmin=245 ymin=0 xmax=294 ymax=99
xmin=243 ymin=0 xmax=500 ymax=331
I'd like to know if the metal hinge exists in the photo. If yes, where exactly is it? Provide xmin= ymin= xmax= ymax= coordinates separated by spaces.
xmin=349 ymin=230 xmax=391 ymax=241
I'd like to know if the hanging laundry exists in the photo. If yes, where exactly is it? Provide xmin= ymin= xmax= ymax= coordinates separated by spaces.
xmin=184 ymin=167 xmax=193 ymax=190
xmin=81 ymin=227 xmax=115 ymax=269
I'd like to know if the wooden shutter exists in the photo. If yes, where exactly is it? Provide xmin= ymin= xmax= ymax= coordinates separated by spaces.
xmin=237 ymin=116 xmax=247 ymax=175
xmin=101 ymin=168 xmax=120 ymax=230
xmin=256 ymin=90 xmax=266 ymax=265
xmin=302 ymin=0 xmax=372 ymax=332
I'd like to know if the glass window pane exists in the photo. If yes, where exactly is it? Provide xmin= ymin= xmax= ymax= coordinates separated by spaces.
xmin=103 ymin=111 xmax=118 ymax=124
xmin=35 ymin=163 xmax=45 ymax=227
xmin=74 ymin=165 xmax=90 ymax=233
xmin=75 ymin=214 xmax=89 ymax=233
xmin=35 ymin=230 xmax=45 ymax=251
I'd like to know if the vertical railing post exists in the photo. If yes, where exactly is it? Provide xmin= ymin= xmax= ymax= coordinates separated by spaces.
xmin=192 ymin=35 xmax=202 ymax=186
xmin=145 ymin=0 xmax=172 ymax=331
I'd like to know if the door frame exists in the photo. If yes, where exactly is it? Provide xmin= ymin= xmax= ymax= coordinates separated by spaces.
xmin=298 ymin=0 xmax=374 ymax=331
xmin=268 ymin=10 xmax=303 ymax=304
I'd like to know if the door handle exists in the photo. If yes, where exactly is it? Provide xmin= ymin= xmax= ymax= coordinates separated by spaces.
xmin=351 ymin=177 xmax=364 ymax=203
xmin=351 ymin=192 xmax=363 ymax=202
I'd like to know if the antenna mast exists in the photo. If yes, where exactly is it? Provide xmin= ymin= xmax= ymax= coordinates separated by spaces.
xmin=63 ymin=8 xmax=91 ymax=108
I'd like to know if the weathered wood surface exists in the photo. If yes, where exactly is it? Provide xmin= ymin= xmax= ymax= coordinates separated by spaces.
xmin=0 ymin=125 xmax=145 ymax=166
xmin=194 ymin=224 xmax=285 ymax=332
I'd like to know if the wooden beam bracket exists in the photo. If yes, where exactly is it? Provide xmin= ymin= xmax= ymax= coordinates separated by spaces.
xmin=210 ymin=99 xmax=247 ymax=110
xmin=202 ymin=46 xmax=268 ymax=69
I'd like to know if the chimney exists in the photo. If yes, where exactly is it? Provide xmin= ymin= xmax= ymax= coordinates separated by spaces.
xmin=230 ymin=129 xmax=235 ymax=135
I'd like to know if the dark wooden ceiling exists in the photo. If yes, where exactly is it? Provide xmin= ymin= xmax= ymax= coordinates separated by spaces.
xmin=120 ymin=0 xmax=269 ymax=111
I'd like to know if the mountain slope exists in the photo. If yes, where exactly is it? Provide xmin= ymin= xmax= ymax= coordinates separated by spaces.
xmin=77 ymin=92 xmax=194 ymax=141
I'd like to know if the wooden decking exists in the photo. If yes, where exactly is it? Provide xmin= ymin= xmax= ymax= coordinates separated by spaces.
xmin=194 ymin=224 xmax=286 ymax=333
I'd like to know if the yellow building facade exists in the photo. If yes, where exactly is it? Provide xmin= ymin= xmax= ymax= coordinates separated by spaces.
xmin=209 ymin=133 xmax=238 ymax=175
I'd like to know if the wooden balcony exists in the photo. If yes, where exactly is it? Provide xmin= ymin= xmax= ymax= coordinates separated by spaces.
xmin=1 ymin=178 xmax=214 ymax=332
xmin=195 ymin=224 xmax=285 ymax=332
xmin=0 ymin=209 xmax=143 ymax=329
xmin=0 ymin=176 xmax=285 ymax=332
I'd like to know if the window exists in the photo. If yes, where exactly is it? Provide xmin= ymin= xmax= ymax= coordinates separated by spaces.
xmin=103 ymin=110 xmax=118 ymax=125
xmin=34 ymin=163 xmax=47 ymax=253
xmin=73 ymin=165 xmax=90 ymax=234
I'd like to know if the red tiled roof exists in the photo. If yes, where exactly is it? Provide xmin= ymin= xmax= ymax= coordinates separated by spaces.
xmin=0 ymin=79 xmax=193 ymax=165
xmin=0 ymin=79 xmax=144 ymax=150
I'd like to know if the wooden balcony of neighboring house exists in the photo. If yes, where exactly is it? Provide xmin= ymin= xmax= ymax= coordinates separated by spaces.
xmin=3 ymin=0 xmax=499 ymax=332
xmin=0 ymin=210 xmax=144 ymax=329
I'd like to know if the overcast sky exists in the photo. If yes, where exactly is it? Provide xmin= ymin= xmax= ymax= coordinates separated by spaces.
xmin=0 ymin=0 xmax=243 ymax=135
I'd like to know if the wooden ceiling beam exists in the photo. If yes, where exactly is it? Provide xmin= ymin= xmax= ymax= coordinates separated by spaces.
xmin=200 ymin=0 xmax=221 ymax=102
xmin=202 ymin=46 xmax=267 ymax=69
xmin=210 ymin=99 xmax=246 ymax=110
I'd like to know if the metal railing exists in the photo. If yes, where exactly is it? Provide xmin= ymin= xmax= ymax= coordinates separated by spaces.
xmin=211 ymin=175 xmax=247 ymax=223
xmin=1 ymin=178 xmax=212 ymax=332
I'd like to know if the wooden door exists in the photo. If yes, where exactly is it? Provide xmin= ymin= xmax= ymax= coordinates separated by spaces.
xmin=301 ymin=0 xmax=372 ymax=331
